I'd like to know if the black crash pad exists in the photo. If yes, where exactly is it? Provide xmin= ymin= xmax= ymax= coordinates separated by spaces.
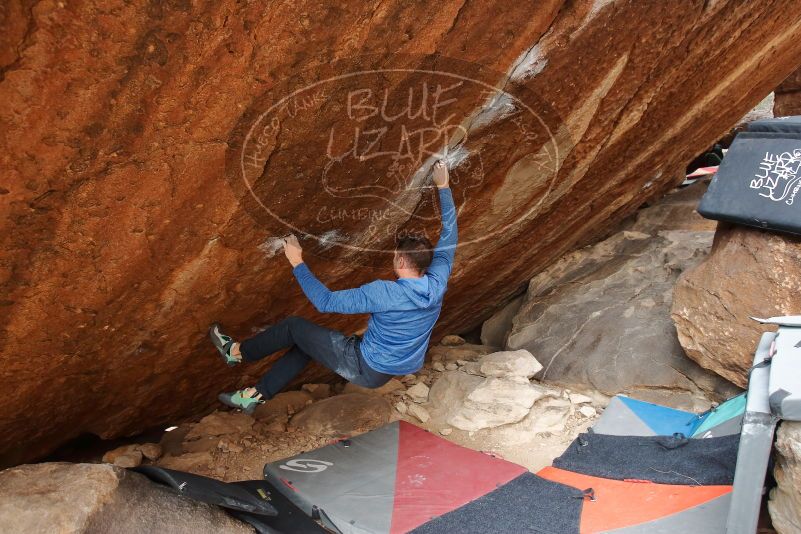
xmin=747 ymin=116 xmax=801 ymax=134
xmin=132 ymin=466 xmax=326 ymax=533
xmin=698 ymin=131 xmax=801 ymax=235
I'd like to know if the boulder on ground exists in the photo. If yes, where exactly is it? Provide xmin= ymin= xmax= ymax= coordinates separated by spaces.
xmin=253 ymin=390 xmax=314 ymax=421
xmin=770 ymin=422 xmax=801 ymax=533
xmin=0 ymin=463 xmax=250 ymax=533
xmin=481 ymin=295 xmax=525 ymax=348
xmin=672 ymin=224 xmax=801 ymax=387
xmin=507 ymin=184 xmax=740 ymax=407
xmin=289 ymin=393 xmax=391 ymax=436
xmin=185 ymin=411 xmax=254 ymax=440
xmin=428 ymin=370 xmax=551 ymax=432
xmin=478 ymin=349 xmax=542 ymax=380
xmin=428 ymin=370 xmax=485 ymax=411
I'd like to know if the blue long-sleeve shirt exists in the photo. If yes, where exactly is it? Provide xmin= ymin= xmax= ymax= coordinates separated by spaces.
xmin=292 ymin=187 xmax=457 ymax=374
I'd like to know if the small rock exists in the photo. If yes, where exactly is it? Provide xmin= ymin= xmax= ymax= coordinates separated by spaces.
xmin=302 ymin=383 xmax=333 ymax=399
xmin=439 ymin=428 xmax=452 ymax=436
xmin=394 ymin=401 xmax=408 ymax=415
xmin=406 ymin=403 xmax=431 ymax=423
xmin=478 ymin=349 xmax=543 ymax=379
xmin=137 ymin=443 xmax=162 ymax=461
xmin=445 ymin=363 xmax=458 ymax=371
xmin=579 ymin=406 xmax=597 ymax=418
xmin=401 ymin=374 xmax=417 ymax=385
xmin=405 ymin=382 xmax=430 ymax=403
xmin=113 ymin=451 xmax=143 ymax=468
xmin=102 ymin=445 xmax=139 ymax=465
xmin=432 ymin=362 xmax=446 ymax=372
xmin=440 ymin=334 xmax=466 ymax=346
xmin=569 ymin=393 xmax=593 ymax=405
xmin=103 ymin=443 xmax=160 ymax=464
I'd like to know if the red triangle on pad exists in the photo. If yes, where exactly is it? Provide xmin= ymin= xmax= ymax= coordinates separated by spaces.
xmin=390 ymin=421 xmax=527 ymax=533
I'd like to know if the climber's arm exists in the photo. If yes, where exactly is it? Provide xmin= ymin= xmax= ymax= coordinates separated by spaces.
xmin=292 ymin=264 xmax=395 ymax=314
xmin=283 ymin=235 xmax=393 ymax=314
xmin=427 ymin=162 xmax=457 ymax=285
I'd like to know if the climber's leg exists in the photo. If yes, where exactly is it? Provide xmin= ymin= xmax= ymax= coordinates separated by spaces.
xmin=252 ymin=346 xmax=313 ymax=399
xmin=239 ymin=316 xmax=348 ymax=366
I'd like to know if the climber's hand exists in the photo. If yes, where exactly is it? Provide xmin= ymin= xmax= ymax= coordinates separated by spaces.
xmin=283 ymin=235 xmax=304 ymax=267
xmin=432 ymin=160 xmax=449 ymax=189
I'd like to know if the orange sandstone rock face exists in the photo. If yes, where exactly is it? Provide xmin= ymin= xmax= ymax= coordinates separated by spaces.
xmin=3 ymin=0 xmax=801 ymax=465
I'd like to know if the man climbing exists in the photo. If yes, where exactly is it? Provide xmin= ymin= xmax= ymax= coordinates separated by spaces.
xmin=208 ymin=160 xmax=457 ymax=414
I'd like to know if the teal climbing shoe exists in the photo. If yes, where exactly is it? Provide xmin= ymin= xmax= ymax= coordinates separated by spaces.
xmin=209 ymin=323 xmax=240 ymax=367
xmin=218 ymin=389 xmax=264 ymax=415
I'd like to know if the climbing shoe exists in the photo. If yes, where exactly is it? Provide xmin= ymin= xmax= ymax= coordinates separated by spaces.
xmin=218 ymin=389 xmax=264 ymax=415
xmin=209 ymin=323 xmax=240 ymax=366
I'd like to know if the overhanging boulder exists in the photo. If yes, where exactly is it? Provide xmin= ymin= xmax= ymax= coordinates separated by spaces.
xmin=3 ymin=0 xmax=801 ymax=464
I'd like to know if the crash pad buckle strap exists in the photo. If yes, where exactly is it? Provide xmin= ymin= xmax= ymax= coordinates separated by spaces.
xmin=572 ymin=488 xmax=596 ymax=502
xmin=748 ymin=356 xmax=773 ymax=379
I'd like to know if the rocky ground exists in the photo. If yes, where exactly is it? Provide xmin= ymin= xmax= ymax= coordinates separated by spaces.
xmin=99 ymin=337 xmax=607 ymax=481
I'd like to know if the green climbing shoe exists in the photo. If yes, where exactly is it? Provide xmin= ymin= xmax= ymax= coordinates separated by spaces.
xmin=209 ymin=323 xmax=240 ymax=367
xmin=218 ymin=389 xmax=264 ymax=415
